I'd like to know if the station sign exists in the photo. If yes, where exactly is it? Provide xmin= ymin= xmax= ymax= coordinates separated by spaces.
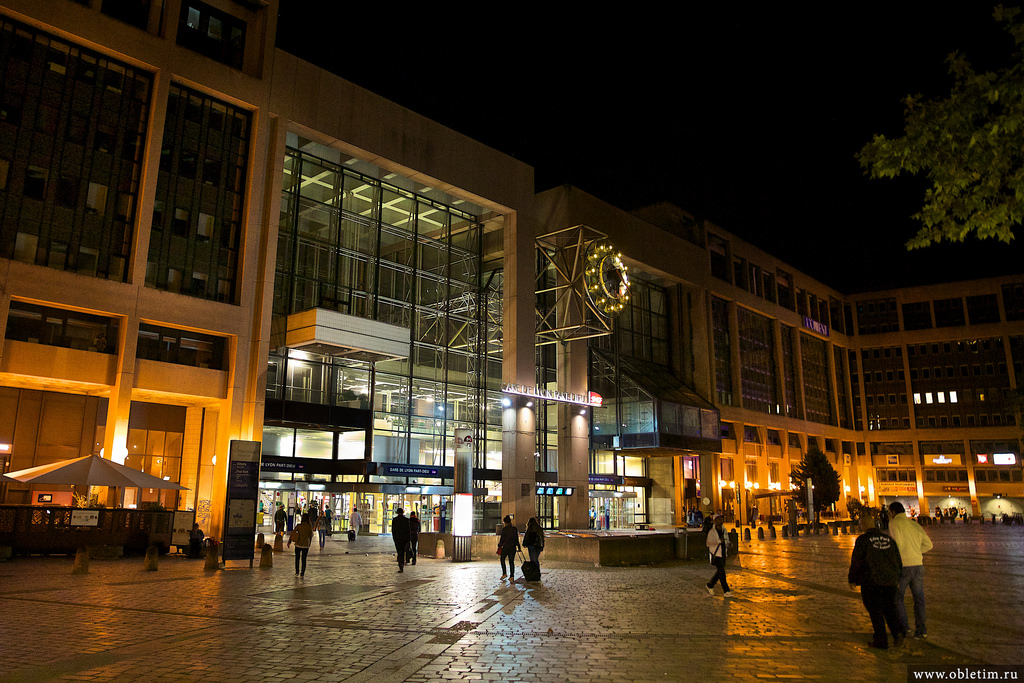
xmin=502 ymin=382 xmax=602 ymax=406
xmin=378 ymin=462 xmax=454 ymax=479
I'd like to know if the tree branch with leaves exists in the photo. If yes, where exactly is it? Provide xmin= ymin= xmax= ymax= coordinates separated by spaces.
xmin=858 ymin=5 xmax=1024 ymax=249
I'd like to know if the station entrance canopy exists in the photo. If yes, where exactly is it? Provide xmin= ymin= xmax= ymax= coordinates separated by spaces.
xmin=285 ymin=308 xmax=409 ymax=362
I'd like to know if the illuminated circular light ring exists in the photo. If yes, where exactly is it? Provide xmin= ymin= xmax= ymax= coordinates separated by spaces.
xmin=584 ymin=240 xmax=631 ymax=316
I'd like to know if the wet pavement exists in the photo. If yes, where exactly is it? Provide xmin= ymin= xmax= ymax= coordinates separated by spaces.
xmin=1 ymin=523 xmax=1022 ymax=681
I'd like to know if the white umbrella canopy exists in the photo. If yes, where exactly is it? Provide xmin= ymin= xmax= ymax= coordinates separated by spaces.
xmin=2 ymin=454 xmax=187 ymax=490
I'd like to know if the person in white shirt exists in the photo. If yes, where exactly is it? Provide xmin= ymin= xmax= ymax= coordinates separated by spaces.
xmin=350 ymin=507 xmax=363 ymax=539
xmin=887 ymin=501 xmax=934 ymax=639
xmin=705 ymin=515 xmax=733 ymax=596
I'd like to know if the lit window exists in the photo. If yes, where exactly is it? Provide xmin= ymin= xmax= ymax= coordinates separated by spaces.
xmin=950 ymin=391 xmax=958 ymax=403
xmin=913 ymin=393 xmax=922 ymax=405
xmin=925 ymin=393 xmax=933 ymax=404
xmin=979 ymin=392 xmax=986 ymax=402
xmin=938 ymin=392 xmax=945 ymax=403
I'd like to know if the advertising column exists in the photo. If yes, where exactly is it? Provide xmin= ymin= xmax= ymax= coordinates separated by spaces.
xmin=222 ymin=440 xmax=262 ymax=567
xmin=452 ymin=428 xmax=474 ymax=561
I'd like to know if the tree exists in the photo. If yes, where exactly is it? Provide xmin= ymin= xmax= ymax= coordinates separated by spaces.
xmin=790 ymin=444 xmax=841 ymax=523
xmin=857 ymin=6 xmax=1024 ymax=249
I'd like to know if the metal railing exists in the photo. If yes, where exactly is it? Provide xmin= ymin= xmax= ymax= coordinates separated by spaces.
xmin=0 ymin=506 xmax=177 ymax=556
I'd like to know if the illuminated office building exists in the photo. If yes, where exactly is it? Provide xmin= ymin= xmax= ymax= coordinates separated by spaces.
xmin=0 ymin=1 xmax=1020 ymax=539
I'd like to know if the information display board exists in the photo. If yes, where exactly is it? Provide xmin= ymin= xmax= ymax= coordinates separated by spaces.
xmin=222 ymin=440 xmax=261 ymax=565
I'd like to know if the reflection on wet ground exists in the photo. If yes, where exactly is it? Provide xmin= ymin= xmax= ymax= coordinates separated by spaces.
xmin=0 ymin=523 xmax=1021 ymax=680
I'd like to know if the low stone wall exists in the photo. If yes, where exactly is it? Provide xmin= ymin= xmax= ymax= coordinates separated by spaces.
xmin=418 ymin=529 xmax=712 ymax=567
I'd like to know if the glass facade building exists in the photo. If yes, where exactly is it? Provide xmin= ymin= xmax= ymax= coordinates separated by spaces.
xmin=1 ymin=0 xmax=1022 ymax=545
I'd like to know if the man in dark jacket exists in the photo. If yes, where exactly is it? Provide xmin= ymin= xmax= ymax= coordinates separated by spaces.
xmin=274 ymin=503 xmax=287 ymax=535
xmin=391 ymin=508 xmax=411 ymax=573
xmin=848 ymin=514 xmax=904 ymax=649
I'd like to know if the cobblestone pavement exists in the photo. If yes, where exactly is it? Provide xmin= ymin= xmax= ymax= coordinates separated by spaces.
xmin=1 ymin=524 xmax=1022 ymax=681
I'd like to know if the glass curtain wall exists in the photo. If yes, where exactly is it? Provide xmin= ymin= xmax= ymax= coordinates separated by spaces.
xmin=274 ymin=138 xmax=496 ymax=527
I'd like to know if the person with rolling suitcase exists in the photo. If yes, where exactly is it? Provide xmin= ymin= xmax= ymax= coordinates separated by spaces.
xmin=521 ymin=517 xmax=544 ymax=581
xmin=348 ymin=507 xmax=362 ymax=541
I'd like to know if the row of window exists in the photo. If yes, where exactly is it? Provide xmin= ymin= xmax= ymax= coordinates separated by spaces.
xmin=4 ymin=300 xmax=226 ymax=369
xmin=877 ymin=467 xmax=1022 ymax=482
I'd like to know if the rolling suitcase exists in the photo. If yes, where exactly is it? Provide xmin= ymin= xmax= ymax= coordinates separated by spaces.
xmin=347 ymin=528 xmax=356 ymax=541
xmin=520 ymin=551 xmax=541 ymax=582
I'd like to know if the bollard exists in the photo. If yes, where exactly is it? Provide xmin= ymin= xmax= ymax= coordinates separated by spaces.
xmin=143 ymin=544 xmax=159 ymax=571
xmin=743 ymin=528 xmax=751 ymax=541
xmin=782 ymin=525 xmax=789 ymax=538
xmin=256 ymin=532 xmax=265 ymax=549
xmin=274 ymin=533 xmax=284 ymax=553
xmin=832 ymin=524 xmax=839 ymax=536
xmin=756 ymin=527 xmax=764 ymax=540
xmin=72 ymin=546 xmax=89 ymax=575
xmin=769 ymin=526 xmax=777 ymax=540
xmin=435 ymin=538 xmax=445 ymax=559
xmin=259 ymin=543 xmax=274 ymax=568
xmin=728 ymin=529 xmax=739 ymax=554
xmin=204 ymin=540 xmax=220 ymax=571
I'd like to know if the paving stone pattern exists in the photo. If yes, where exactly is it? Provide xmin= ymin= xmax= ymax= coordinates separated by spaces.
xmin=0 ymin=524 xmax=1021 ymax=681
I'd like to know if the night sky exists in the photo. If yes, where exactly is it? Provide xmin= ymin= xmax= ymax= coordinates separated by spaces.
xmin=277 ymin=4 xmax=1024 ymax=294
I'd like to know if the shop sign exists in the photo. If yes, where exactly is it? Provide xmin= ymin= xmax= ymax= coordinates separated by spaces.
xmin=622 ymin=477 xmax=648 ymax=487
xmin=803 ymin=316 xmax=829 ymax=337
xmin=928 ymin=454 xmax=961 ymax=466
xmin=876 ymin=482 xmax=917 ymax=493
xmin=942 ymin=486 xmax=969 ymax=492
xmin=71 ymin=510 xmax=99 ymax=527
xmin=993 ymin=453 xmax=1017 ymax=465
xmin=502 ymin=382 xmax=601 ymax=406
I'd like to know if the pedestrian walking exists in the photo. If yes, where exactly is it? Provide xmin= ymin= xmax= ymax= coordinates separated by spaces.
xmin=350 ymin=507 xmax=362 ymax=540
xmin=705 ymin=515 xmax=732 ymax=596
xmin=288 ymin=512 xmax=313 ymax=577
xmin=407 ymin=511 xmax=420 ymax=565
xmin=888 ymin=501 xmax=933 ymax=639
xmin=849 ymin=514 xmax=904 ymax=649
xmin=308 ymin=501 xmax=319 ymax=536
xmin=497 ymin=514 xmax=521 ymax=580
xmin=522 ymin=517 xmax=545 ymax=568
xmin=391 ymin=507 xmax=411 ymax=573
xmin=316 ymin=508 xmax=330 ymax=549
